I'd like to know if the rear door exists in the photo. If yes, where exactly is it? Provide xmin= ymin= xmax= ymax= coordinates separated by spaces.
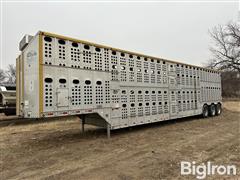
xmin=57 ymin=88 xmax=69 ymax=107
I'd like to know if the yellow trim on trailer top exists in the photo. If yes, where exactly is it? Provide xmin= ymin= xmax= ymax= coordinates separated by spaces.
xmin=21 ymin=54 xmax=24 ymax=108
xmin=39 ymin=32 xmax=43 ymax=116
xmin=16 ymin=56 xmax=19 ymax=116
xmin=40 ymin=31 xmax=220 ymax=73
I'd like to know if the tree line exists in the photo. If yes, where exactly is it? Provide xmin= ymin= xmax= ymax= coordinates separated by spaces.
xmin=0 ymin=64 xmax=16 ymax=84
xmin=208 ymin=21 xmax=240 ymax=98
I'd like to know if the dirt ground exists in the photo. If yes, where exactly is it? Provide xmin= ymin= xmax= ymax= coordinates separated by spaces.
xmin=0 ymin=101 xmax=239 ymax=180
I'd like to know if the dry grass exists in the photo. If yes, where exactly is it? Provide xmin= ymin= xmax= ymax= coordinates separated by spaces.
xmin=223 ymin=101 xmax=240 ymax=112
xmin=0 ymin=101 xmax=239 ymax=180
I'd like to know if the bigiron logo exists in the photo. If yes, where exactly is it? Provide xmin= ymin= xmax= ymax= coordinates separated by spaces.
xmin=180 ymin=161 xmax=237 ymax=179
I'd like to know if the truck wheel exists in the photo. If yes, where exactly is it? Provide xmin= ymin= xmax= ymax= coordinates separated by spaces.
xmin=216 ymin=103 xmax=222 ymax=115
xmin=202 ymin=105 xmax=209 ymax=118
xmin=4 ymin=109 xmax=16 ymax=116
xmin=209 ymin=104 xmax=216 ymax=116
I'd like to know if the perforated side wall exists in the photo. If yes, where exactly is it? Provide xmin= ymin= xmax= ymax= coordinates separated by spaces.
xmin=21 ymin=33 xmax=222 ymax=128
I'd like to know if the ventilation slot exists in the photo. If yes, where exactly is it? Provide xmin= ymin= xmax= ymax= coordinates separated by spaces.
xmin=71 ymin=82 xmax=81 ymax=106
xmin=70 ymin=42 xmax=80 ymax=68
xmin=43 ymin=37 xmax=53 ymax=65
xmin=105 ymin=81 xmax=110 ymax=104
xmin=44 ymin=77 xmax=53 ymax=108
xmin=83 ymin=45 xmax=92 ymax=69
xmin=94 ymin=47 xmax=103 ymax=71
xmin=96 ymin=81 xmax=103 ymax=104
xmin=84 ymin=80 xmax=92 ymax=105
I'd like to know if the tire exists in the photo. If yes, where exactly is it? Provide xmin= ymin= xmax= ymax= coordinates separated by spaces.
xmin=4 ymin=108 xmax=16 ymax=116
xmin=202 ymin=104 xmax=209 ymax=118
xmin=216 ymin=103 xmax=222 ymax=115
xmin=209 ymin=104 xmax=216 ymax=116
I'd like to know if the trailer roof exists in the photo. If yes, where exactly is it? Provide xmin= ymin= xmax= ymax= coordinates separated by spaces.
xmin=38 ymin=31 xmax=220 ymax=73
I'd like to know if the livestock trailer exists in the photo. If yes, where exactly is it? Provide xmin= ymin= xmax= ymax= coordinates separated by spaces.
xmin=16 ymin=31 xmax=222 ymax=137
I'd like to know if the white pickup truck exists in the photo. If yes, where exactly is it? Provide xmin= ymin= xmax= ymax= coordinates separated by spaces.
xmin=0 ymin=84 xmax=16 ymax=115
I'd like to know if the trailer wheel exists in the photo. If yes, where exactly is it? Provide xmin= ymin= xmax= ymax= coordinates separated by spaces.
xmin=209 ymin=104 xmax=216 ymax=116
xmin=202 ymin=104 xmax=209 ymax=118
xmin=216 ymin=103 xmax=222 ymax=115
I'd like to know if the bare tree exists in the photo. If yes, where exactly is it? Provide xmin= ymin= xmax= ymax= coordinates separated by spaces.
xmin=0 ymin=69 xmax=6 ymax=83
xmin=209 ymin=22 xmax=240 ymax=72
xmin=6 ymin=64 xmax=16 ymax=84
xmin=221 ymin=71 xmax=240 ymax=97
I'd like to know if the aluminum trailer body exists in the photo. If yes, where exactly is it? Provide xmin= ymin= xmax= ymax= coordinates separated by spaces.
xmin=16 ymin=31 xmax=222 ymax=135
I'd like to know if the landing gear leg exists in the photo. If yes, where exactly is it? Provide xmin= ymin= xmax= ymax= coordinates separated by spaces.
xmin=107 ymin=123 xmax=111 ymax=139
xmin=81 ymin=115 xmax=85 ymax=133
